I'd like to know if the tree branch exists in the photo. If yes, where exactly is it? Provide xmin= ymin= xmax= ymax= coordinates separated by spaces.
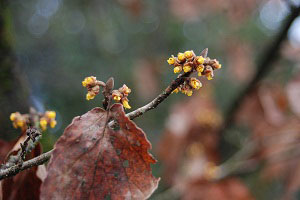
xmin=126 ymin=71 xmax=192 ymax=120
xmin=221 ymin=4 xmax=300 ymax=133
xmin=0 ymin=150 xmax=52 ymax=180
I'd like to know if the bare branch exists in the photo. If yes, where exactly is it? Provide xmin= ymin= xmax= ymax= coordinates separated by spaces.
xmin=1 ymin=128 xmax=42 ymax=171
xmin=221 ymin=4 xmax=300 ymax=133
xmin=126 ymin=71 xmax=192 ymax=120
xmin=0 ymin=150 xmax=52 ymax=180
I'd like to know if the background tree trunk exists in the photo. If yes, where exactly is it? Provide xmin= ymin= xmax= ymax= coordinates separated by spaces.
xmin=0 ymin=0 xmax=29 ymax=140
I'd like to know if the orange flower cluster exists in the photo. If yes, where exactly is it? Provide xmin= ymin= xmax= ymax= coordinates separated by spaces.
xmin=10 ymin=110 xmax=57 ymax=131
xmin=112 ymin=84 xmax=132 ymax=109
xmin=167 ymin=50 xmax=221 ymax=96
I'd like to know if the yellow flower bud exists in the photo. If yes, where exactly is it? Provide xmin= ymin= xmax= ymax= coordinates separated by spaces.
xmin=82 ymin=76 xmax=95 ymax=87
xmin=122 ymin=99 xmax=131 ymax=109
xmin=215 ymin=63 xmax=222 ymax=69
xmin=174 ymin=66 xmax=182 ymax=73
xmin=112 ymin=90 xmax=122 ymax=101
xmin=82 ymin=80 xmax=87 ymax=87
xmin=40 ymin=118 xmax=48 ymax=131
xmin=86 ymin=93 xmax=95 ymax=100
xmin=10 ymin=113 xmax=16 ymax=121
xmin=16 ymin=120 xmax=24 ymax=128
xmin=50 ymin=120 xmax=57 ymax=128
xmin=196 ymin=65 xmax=204 ymax=73
xmin=184 ymin=51 xmax=193 ymax=59
xmin=183 ymin=65 xmax=192 ymax=73
xmin=167 ymin=57 xmax=175 ymax=65
xmin=172 ymin=88 xmax=179 ymax=94
xmin=46 ymin=111 xmax=56 ymax=119
xmin=186 ymin=90 xmax=193 ymax=96
xmin=197 ymin=56 xmax=205 ymax=65
xmin=86 ymin=77 xmax=94 ymax=85
xmin=121 ymin=84 xmax=131 ymax=95
xmin=190 ymin=78 xmax=202 ymax=90
xmin=206 ymin=74 xmax=213 ymax=80
xmin=177 ymin=53 xmax=185 ymax=61
xmin=113 ymin=95 xmax=121 ymax=101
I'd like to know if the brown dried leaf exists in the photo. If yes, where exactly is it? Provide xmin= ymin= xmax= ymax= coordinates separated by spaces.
xmin=40 ymin=104 xmax=159 ymax=200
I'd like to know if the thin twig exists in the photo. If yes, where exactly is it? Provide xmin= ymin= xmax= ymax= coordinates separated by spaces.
xmin=19 ymin=128 xmax=41 ymax=165
xmin=1 ymin=128 xmax=42 ymax=170
xmin=126 ymin=71 xmax=192 ymax=120
xmin=0 ymin=150 xmax=52 ymax=180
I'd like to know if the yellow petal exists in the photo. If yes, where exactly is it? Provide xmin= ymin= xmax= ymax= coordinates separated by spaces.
xmin=183 ymin=65 xmax=192 ymax=73
xmin=172 ymin=88 xmax=179 ymax=94
xmin=177 ymin=53 xmax=185 ymax=61
xmin=196 ymin=65 xmax=204 ymax=73
xmin=46 ymin=111 xmax=56 ymax=119
xmin=184 ymin=51 xmax=193 ymax=59
xmin=186 ymin=90 xmax=193 ymax=96
xmin=122 ymin=100 xmax=131 ymax=109
xmin=167 ymin=57 xmax=175 ymax=65
xmin=174 ymin=66 xmax=182 ymax=73
xmin=50 ymin=120 xmax=57 ymax=128
xmin=10 ymin=113 xmax=16 ymax=121
xmin=86 ymin=93 xmax=95 ymax=100
xmin=197 ymin=56 xmax=205 ymax=65
xmin=206 ymin=74 xmax=213 ymax=80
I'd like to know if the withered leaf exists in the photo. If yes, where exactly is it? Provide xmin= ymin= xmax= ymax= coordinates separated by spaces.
xmin=40 ymin=104 xmax=159 ymax=200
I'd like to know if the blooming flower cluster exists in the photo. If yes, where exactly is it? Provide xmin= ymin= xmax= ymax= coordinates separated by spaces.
xmin=172 ymin=77 xmax=202 ymax=96
xmin=82 ymin=76 xmax=132 ymax=109
xmin=10 ymin=112 xmax=27 ymax=130
xmin=167 ymin=50 xmax=221 ymax=96
xmin=10 ymin=110 xmax=57 ymax=131
xmin=82 ymin=76 xmax=106 ymax=100
xmin=39 ymin=111 xmax=57 ymax=131
xmin=112 ymin=84 xmax=132 ymax=109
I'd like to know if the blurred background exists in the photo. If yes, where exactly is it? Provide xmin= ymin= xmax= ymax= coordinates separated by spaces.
xmin=1 ymin=0 xmax=300 ymax=199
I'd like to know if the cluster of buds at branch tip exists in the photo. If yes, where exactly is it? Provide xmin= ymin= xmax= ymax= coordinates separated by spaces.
xmin=112 ymin=84 xmax=132 ymax=109
xmin=82 ymin=76 xmax=106 ymax=100
xmin=82 ymin=76 xmax=132 ymax=109
xmin=10 ymin=110 xmax=57 ymax=131
xmin=168 ymin=49 xmax=221 ymax=96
